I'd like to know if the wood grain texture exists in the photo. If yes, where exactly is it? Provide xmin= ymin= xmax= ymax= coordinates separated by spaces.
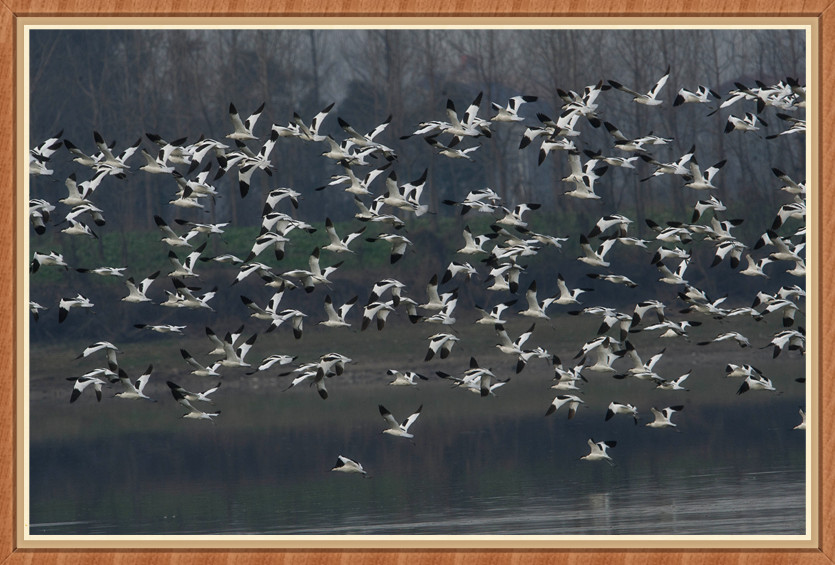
xmin=4 ymin=0 xmax=835 ymax=16
xmin=5 ymin=0 xmax=831 ymax=564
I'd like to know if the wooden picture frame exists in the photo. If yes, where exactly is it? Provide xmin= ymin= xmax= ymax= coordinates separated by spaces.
xmin=5 ymin=1 xmax=829 ymax=563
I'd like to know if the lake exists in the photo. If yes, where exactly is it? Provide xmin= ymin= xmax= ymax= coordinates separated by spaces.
xmin=27 ymin=347 xmax=807 ymax=538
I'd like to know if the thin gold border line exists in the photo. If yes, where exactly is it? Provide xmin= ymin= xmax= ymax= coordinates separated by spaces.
xmin=17 ymin=19 xmax=818 ymax=550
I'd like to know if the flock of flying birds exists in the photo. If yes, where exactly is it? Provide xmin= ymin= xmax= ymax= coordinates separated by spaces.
xmin=29 ymin=65 xmax=807 ymax=475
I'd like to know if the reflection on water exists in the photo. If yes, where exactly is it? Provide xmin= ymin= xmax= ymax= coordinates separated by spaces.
xmin=28 ymin=377 xmax=806 ymax=537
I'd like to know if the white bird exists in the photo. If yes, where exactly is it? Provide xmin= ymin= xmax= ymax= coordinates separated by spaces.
xmin=366 ymin=233 xmax=412 ymax=264
xmin=29 ymin=301 xmax=47 ymax=321
xmin=762 ymin=299 xmax=801 ymax=328
xmin=68 ymin=374 xmax=108 ymax=403
xmin=75 ymin=341 xmax=119 ymax=368
xmin=794 ymin=408 xmax=806 ymax=431
xmin=218 ymin=332 xmax=258 ymax=368
xmin=545 ymin=394 xmax=583 ymax=419
xmin=456 ymin=225 xmax=498 ymax=254
xmin=324 ymin=163 xmax=390 ymax=196
xmin=563 ymin=151 xmax=607 ymax=199
xmin=441 ymin=261 xmax=478 ymax=284
xmin=578 ymin=234 xmax=616 ymax=267
xmin=443 ymin=92 xmax=489 ymax=141
xmin=691 ymin=195 xmax=727 ymax=222
xmin=240 ymin=290 xmax=284 ymax=322
xmin=281 ymin=247 xmax=343 ymax=293
xmin=378 ymin=169 xmax=429 ymax=216
xmin=737 ymin=375 xmax=778 ymax=394
xmin=226 ymin=101 xmax=264 ymax=140
xmin=725 ymin=364 xmax=765 ymax=378
xmin=443 ymin=188 xmax=502 ymax=215
xmin=575 ymin=336 xmax=619 ymax=374
xmin=586 ymin=272 xmax=638 ymax=289
xmin=120 ymin=270 xmax=161 ymax=303
xmin=617 ymin=341 xmax=665 ymax=381
xmin=495 ymin=323 xmax=535 ymax=357
xmin=684 ymin=158 xmax=727 ymax=191
xmin=139 ymin=148 xmax=175 ymax=174
xmin=656 ymin=259 xmax=690 ymax=285
xmin=134 ymin=324 xmax=186 ymax=335
xmin=771 ymin=167 xmax=806 ymax=196
xmin=605 ymin=402 xmax=639 ymax=425
xmin=489 ymin=95 xmax=537 ymax=122
xmin=292 ymin=102 xmax=334 ymax=143
xmin=175 ymin=397 xmax=222 ymax=421
xmin=337 ymin=114 xmax=396 ymax=159
xmin=425 ymin=135 xmax=480 ymax=160
xmin=608 ymin=65 xmax=670 ymax=105
xmin=180 ymin=349 xmax=222 ymax=377
xmin=725 ymin=112 xmax=767 ymax=133
xmin=767 ymin=329 xmax=806 ymax=358
xmin=268 ymin=309 xmax=308 ymax=339
xmin=425 ymin=332 xmax=460 ymax=361
xmin=368 ymin=278 xmax=406 ymax=306
xmin=167 ymin=380 xmax=221 ymax=404
xmin=319 ymin=295 xmax=358 ymax=328
xmin=386 ymin=369 xmax=428 ymax=387
xmin=115 ymin=366 xmax=155 ymax=401
xmin=656 ymin=371 xmax=692 ymax=391
xmin=323 ymin=218 xmax=366 ymax=253
xmin=646 ymin=405 xmax=684 ymax=429
xmin=379 ymin=404 xmax=422 ymax=439
xmin=154 ymin=215 xmax=199 ymax=248
xmin=361 ymin=300 xmax=396 ymax=331
xmin=331 ymin=455 xmax=368 ymax=476
xmin=30 ymin=251 xmax=68 ymax=273
xmin=641 ymin=319 xmax=701 ymax=339
xmin=551 ymin=274 xmax=590 ymax=305
xmin=246 ymin=354 xmax=298 ymax=375
xmin=739 ymin=255 xmax=773 ymax=278
xmin=58 ymin=294 xmax=94 ymax=323
xmin=698 ymin=332 xmax=750 ymax=348
xmin=581 ymin=439 xmax=617 ymax=466
xmin=438 ymin=358 xmax=507 ymax=397
xmin=75 ymin=265 xmax=125 ymax=277
xmin=167 ymin=242 xmax=207 ymax=278
xmin=474 ymin=299 xmax=518 ymax=326
xmin=673 ymin=85 xmax=720 ymax=106
xmin=518 ymin=280 xmax=556 ymax=319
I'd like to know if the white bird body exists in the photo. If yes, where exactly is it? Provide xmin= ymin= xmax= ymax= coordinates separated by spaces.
xmin=379 ymin=404 xmax=422 ymax=439
xmin=545 ymin=394 xmax=583 ymax=419
xmin=646 ymin=405 xmax=684 ymax=429
xmin=58 ymin=294 xmax=94 ymax=323
xmin=656 ymin=371 xmax=691 ymax=391
xmin=581 ymin=439 xmax=617 ymax=465
xmin=226 ymin=102 xmax=264 ymax=140
xmin=319 ymin=295 xmax=358 ymax=328
xmin=386 ymin=369 xmax=428 ymax=386
xmin=331 ymin=455 xmax=367 ymax=476
xmin=167 ymin=380 xmax=221 ymax=404
xmin=68 ymin=374 xmax=108 ymax=403
xmin=121 ymin=270 xmax=160 ymax=303
xmin=115 ymin=366 xmax=155 ymax=401
xmin=578 ymin=235 xmax=616 ymax=267
xmin=323 ymin=218 xmax=366 ymax=253
xmin=605 ymin=402 xmax=639 ymax=425
xmin=737 ymin=375 xmax=777 ymax=394
xmin=425 ymin=332 xmax=460 ymax=361
xmin=489 ymin=95 xmax=537 ymax=122
xmin=685 ymin=159 xmax=727 ymax=191
xmin=180 ymin=349 xmax=222 ymax=377
xmin=609 ymin=66 xmax=670 ymax=105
